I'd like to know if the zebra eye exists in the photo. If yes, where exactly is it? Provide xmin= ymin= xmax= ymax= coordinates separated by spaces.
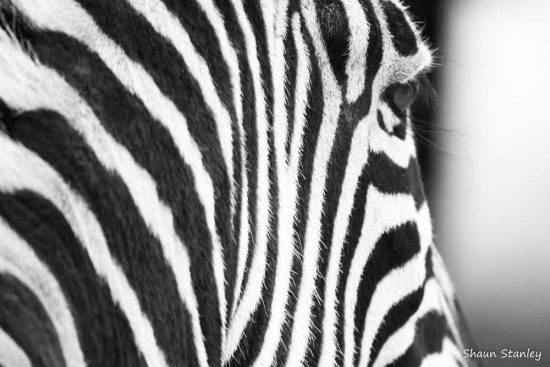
xmin=392 ymin=81 xmax=420 ymax=113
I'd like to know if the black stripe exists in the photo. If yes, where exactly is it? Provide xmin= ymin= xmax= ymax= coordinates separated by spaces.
xmin=368 ymin=249 xmax=435 ymax=367
xmin=273 ymin=24 xmax=324 ymax=365
xmin=334 ymin=148 xmax=424 ymax=364
xmin=367 ymin=151 xmax=414 ymax=193
xmin=137 ymin=1 xmax=243 ymax=312
xmin=66 ymin=8 xmax=233 ymax=352
xmin=8 ymin=4 xmax=229 ymax=357
xmin=0 ymin=191 xmax=147 ymax=367
xmin=381 ymin=1 xmax=418 ymax=57
xmin=316 ymin=0 xmax=349 ymax=86
xmin=78 ymin=0 xmax=234 ymax=121
xmin=216 ymin=2 xmax=261 ymax=311
xmin=4 ymin=109 xmax=201 ymax=366
xmin=226 ymin=1 xmax=279 ymax=364
xmin=377 ymin=109 xmax=408 ymax=140
xmin=242 ymin=75 xmax=281 ymax=364
xmin=407 ymin=158 xmax=427 ymax=209
xmin=425 ymin=248 xmax=435 ymax=280
xmin=0 ymin=273 xmax=65 ymax=367
xmin=353 ymin=222 xmax=421 ymax=365
xmin=235 ymin=0 xmax=273 ymax=313
xmin=159 ymin=0 xmax=235 ymax=119
xmin=306 ymin=85 xmax=363 ymax=366
xmin=73 ymin=0 xmax=233 ymax=171
xmin=350 ymin=0 xmax=384 ymax=121
xmin=367 ymin=153 xmax=426 ymax=209
xmin=213 ymin=0 xmax=251 ymax=318
xmin=334 ymin=162 xmax=371 ymax=367
xmin=284 ymin=13 xmax=298 ymax=161
xmin=428 ymin=249 xmax=478 ymax=363
xmin=369 ymin=288 xmax=425 ymax=367
xmin=388 ymin=311 xmax=451 ymax=367
xmin=0 ymin=3 xmax=453 ymax=367
xmin=384 ymin=251 xmax=458 ymax=367
xmin=13 ymin=14 xmax=230 ymax=361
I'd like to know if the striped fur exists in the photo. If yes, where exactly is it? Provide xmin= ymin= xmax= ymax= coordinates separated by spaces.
xmin=0 ymin=0 xmax=473 ymax=366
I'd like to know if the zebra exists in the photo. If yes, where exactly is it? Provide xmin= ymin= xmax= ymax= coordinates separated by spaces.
xmin=0 ymin=0 xmax=476 ymax=366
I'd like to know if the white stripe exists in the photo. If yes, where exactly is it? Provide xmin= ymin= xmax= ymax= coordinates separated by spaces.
xmin=11 ymin=0 xmax=226 ymax=347
xmin=118 ymin=0 xmax=228 ymax=339
xmin=259 ymin=0 xmax=275 ymax=45
xmin=369 ymin=0 xmax=433 ymax=87
xmin=415 ymin=203 xmax=434 ymax=260
xmin=270 ymin=0 xmax=291 ymax=163
xmin=0 ymin=29 xmax=209 ymax=367
xmin=317 ymin=113 xmax=373 ymax=367
xmin=341 ymin=0 xmax=370 ymax=103
xmin=194 ymin=0 xmax=246 ymax=262
xmin=377 ymin=102 xmax=408 ymax=134
xmin=232 ymin=177 xmax=250 ymax=320
xmin=288 ymin=13 xmax=312 ymax=175
xmin=385 ymin=0 xmax=425 ymax=43
xmin=414 ymin=206 xmax=460 ymax=348
xmin=225 ymin=0 xmax=271 ymax=361
xmin=229 ymin=0 xmax=285 ymax=361
xmin=0 ymin=136 xmax=168 ymax=367
xmin=419 ymin=338 xmax=463 ymax=367
xmin=371 ymin=278 xmax=442 ymax=367
xmin=195 ymin=0 xmax=243 ymax=126
xmin=275 ymin=0 xmax=291 ymax=38
xmin=369 ymin=108 xmax=416 ymax=168
xmin=356 ymin=203 xmax=432 ymax=367
xmin=190 ymin=1 xmax=249 ymax=337
xmin=228 ymin=1 xmax=284 ymax=361
xmin=126 ymin=0 xmax=233 ymax=186
xmin=252 ymin=12 xmax=307 ymax=367
xmin=284 ymin=1 xmax=343 ymax=365
xmin=227 ymin=0 xmax=258 ymax=324
xmin=127 ymin=3 xmax=244 ymax=310
xmin=232 ymin=175 xmax=250 ymax=321
xmin=0 ymin=328 xmax=32 ymax=367
xmin=0 ymin=220 xmax=85 ymax=367
xmin=343 ymin=187 xmax=417 ymax=367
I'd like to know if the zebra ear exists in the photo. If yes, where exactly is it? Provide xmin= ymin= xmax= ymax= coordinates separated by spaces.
xmin=317 ymin=0 xmax=349 ymax=85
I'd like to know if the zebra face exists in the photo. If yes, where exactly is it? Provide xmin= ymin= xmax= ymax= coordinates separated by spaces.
xmin=0 ymin=1 xmax=471 ymax=367
xmin=314 ymin=0 xmax=433 ymax=135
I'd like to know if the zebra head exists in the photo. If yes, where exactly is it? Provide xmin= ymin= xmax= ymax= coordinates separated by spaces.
xmin=0 ymin=0 xmax=474 ymax=366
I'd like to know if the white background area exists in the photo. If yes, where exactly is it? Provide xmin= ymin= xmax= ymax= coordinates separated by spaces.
xmin=433 ymin=0 xmax=550 ymax=366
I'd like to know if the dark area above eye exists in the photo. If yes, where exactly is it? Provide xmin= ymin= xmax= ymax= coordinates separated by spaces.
xmin=316 ymin=0 xmax=350 ymax=85
xmin=382 ymin=1 xmax=419 ymax=56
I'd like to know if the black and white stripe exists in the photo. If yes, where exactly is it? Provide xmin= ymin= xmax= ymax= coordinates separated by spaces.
xmin=0 ymin=0 xmax=474 ymax=366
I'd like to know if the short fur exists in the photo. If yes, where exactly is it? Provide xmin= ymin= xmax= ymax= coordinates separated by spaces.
xmin=0 ymin=1 xmax=475 ymax=366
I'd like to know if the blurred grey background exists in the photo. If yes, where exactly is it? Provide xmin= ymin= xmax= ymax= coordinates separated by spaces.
xmin=405 ymin=1 xmax=550 ymax=366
